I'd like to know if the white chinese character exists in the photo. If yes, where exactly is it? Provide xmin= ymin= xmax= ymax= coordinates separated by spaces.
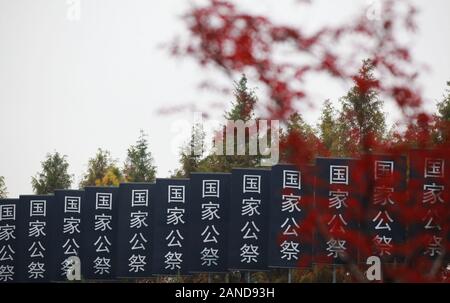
xmin=201 ymin=202 xmax=220 ymax=221
xmin=240 ymin=244 xmax=259 ymax=263
xmin=330 ymin=166 xmax=348 ymax=185
xmin=0 ymin=204 xmax=15 ymax=221
xmin=164 ymin=251 xmax=183 ymax=270
xmin=128 ymin=254 xmax=146 ymax=273
xmin=28 ymin=241 xmax=46 ymax=258
xmin=422 ymin=210 xmax=442 ymax=231
xmin=63 ymin=217 xmax=81 ymax=234
xmin=28 ymin=262 xmax=45 ymax=279
xmin=62 ymin=238 xmax=79 ymax=255
xmin=243 ymin=175 xmax=261 ymax=193
xmin=96 ymin=193 xmax=112 ymax=210
xmin=283 ymin=170 xmax=301 ymax=189
xmin=424 ymin=236 xmax=443 ymax=257
xmin=130 ymin=211 xmax=148 ymax=229
xmin=280 ymin=240 xmax=300 ymax=260
xmin=373 ymin=187 xmax=395 ymax=206
xmin=327 ymin=214 xmax=348 ymax=233
xmin=168 ymin=185 xmax=185 ymax=203
xmin=0 ymin=265 xmax=14 ymax=282
xmin=166 ymin=229 xmax=184 ymax=247
xmin=94 ymin=214 xmax=112 ymax=231
xmin=94 ymin=235 xmax=112 ymax=253
xmin=241 ymin=221 xmax=260 ymax=240
xmin=326 ymin=238 xmax=346 ymax=258
xmin=0 ymin=244 xmax=15 ymax=261
xmin=201 ymin=225 xmax=220 ymax=243
xmin=373 ymin=235 xmax=393 ymax=256
xmin=64 ymin=197 xmax=81 ymax=213
xmin=202 ymin=180 xmax=220 ymax=198
xmin=281 ymin=218 xmax=300 ymax=236
xmin=425 ymin=158 xmax=445 ymax=178
xmin=132 ymin=190 xmax=148 ymax=207
xmin=423 ymin=183 xmax=445 ymax=204
xmin=200 ymin=247 xmax=219 ymax=266
xmin=167 ymin=207 xmax=185 ymax=225
xmin=0 ymin=225 xmax=15 ymax=241
xmin=129 ymin=232 xmax=148 ymax=250
xmin=375 ymin=161 xmax=394 ymax=180
xmin=281 ymin=194 xmax=301 ymax=213
xmin=328 ymin=190 xmax=349 ymax=209
xmin=372 ymin=211 xmax=394 ymax=231
xmin=241 ymin=198 xmax=261 ymax=217
xmin=60 ymin=258 xmax=74 ymax=276
xmin=29 ymin=221 xmax=46 ymax=238
xmin=93 ymin=257 xmax=111 ymax=275
xmin=30 ymin=200 xmax=46 ymax=217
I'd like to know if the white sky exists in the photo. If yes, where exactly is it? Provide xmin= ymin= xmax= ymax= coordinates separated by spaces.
xmin=1 ymin=0 xmax=449 ymax=197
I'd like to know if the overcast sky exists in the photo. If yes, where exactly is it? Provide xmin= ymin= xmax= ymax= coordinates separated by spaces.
xmin=1 ymin=0 xmax=449 ymax=198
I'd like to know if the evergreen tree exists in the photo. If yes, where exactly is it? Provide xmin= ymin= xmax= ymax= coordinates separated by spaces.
xmin=0 ymin=176 xmax=7 ymax=199
xmin=434 ymin=81 xmax=450 ymax=145
xmin=173 ymin=123 xmax=206 ymax=178
xmin=318 ymin=99 xmax=339 ymax=155
xmin=31 ymin=152 xmax=72 ymax=194
xmin=337 ymin=60 xmax=386 ymax=155
xmin=123 ymin=130 xmax=157 ymax=182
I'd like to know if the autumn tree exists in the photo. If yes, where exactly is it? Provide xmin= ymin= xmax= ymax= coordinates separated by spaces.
xmin=123 ymin=130 xmax=157 ymax=182
xmin=31 ymin=152 xmax=72 ymax=194
xmin=0 ymin=176 xmax=7 ymax=199
xmin=80 ymin=148 xmax=124 ymax=187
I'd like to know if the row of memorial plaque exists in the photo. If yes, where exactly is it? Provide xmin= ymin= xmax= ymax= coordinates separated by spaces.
xmin=0 ymin=151 xmax=449 ymax=282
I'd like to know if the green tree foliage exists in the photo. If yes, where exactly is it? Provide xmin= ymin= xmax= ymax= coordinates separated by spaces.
xmin=211 ymin=74 xmax=261 ymax=171
xmin=0 ymin=176 xmax=7 ymax=199
xmin=31 ymin=152 xmax=72 ymax=194
xmin=80 ymin=148 xmax=123 ymax=187
xmin=434 ymin=81 xmax=450 ymax=145
xmin=173 ymin=123 xmax=206 ymax=178
xmin=123 ymin=130 xmax=157 ymax=182
xmin=337 ymin=60 xmax=386 ymax=156
xmin=318 ymin=99 xmax=339 ymax=156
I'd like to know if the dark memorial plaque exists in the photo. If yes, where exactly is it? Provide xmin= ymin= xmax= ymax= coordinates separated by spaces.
xmin=17 ymin=195 xmax=55 ymax=282
xmin=188 ymin=173 xmax=230 ymax=273
xmin=409 ymin=149 xmax=450 ymax=265
xmin=228 ymin=169 xmax=270 ymax=271
xmin=82 ymin=187 xmax=119 ymax=280
xmin=314 ymin=158 xmax=362 ymax=265
xmin=152 ymin=179 xmax=190 ymax=275
xmin=360 ymin=154 xmax=407 ymax=264
xmin=0 ymin=199 xmax=19 ymax=283
xmin=268 ymin=164 xmax=314 ymax=268
xmin=117 ymin=183 xmax=154 ymax=277
xmin=52 ymin=190 xmax=84 ymax=281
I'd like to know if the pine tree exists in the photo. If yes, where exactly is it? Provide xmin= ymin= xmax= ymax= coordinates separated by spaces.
xmin=123 ymin=130 xmax=157 ymax=182
xmin=31 ymin=152 xmax=73 ymax=194
xmin=0 ymin=176 xmax=7 ymax=199
xmin=173 ymin=123 xmax=206 ymax=178
xmin=434 ymin=81 xmax=450 ymax=145
xmin=318 ymin=99 xmax=338 ymax=155
xmin=337 ymin=59 xmax=386 ymax=155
